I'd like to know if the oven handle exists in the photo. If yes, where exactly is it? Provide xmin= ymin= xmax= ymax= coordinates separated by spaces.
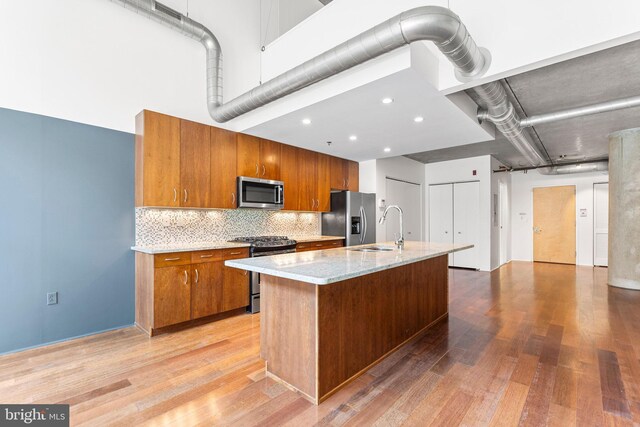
xmin=251 ymin=249 xmax=296 ymax=257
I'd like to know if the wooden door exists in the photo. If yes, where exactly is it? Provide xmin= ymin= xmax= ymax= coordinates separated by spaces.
xmin=236 ymin=133 xmax=260 ymax=178
xmin=136 ymin=110 xmax=181 ymax=207
xmin=316 ymin=153 xmax=331 ymax=212
xmin=533 ymin=185 xmax=576 ymax=264
xmin=222 ymin=266 xmax=249 ymax=311
xmin=453 ymin=181 xmax=480 ymax=269
xmin=330 ymin=156 xmax=347 ymax=190
xmin=298 ymin=149 xmax=317 ymax=211
xmin=154 ymin=266 xmax=191 ymax=328
xmin=347 ymin=161 xmax=359 ymax=191
xmin=211 ymin=127 xmax=237 ymax=209
xmin=191 ymin=262 xmax=223 ymax=319
xmin=280 ymin=144 xmax=299 ymax=210
xmin=260 ymin=138 xmax=281 ymax=180
xmin=180 ymin=119 xmax=211 ymax=208
xmin=593 ymin=183 xmax=609 ymax=267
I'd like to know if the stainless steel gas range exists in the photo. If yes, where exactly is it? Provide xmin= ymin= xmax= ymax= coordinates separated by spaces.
xmin=227 ymin=236 xmax=297 ymax=313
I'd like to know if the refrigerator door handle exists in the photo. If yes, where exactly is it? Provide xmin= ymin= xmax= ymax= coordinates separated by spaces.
xmin=361 ymin=206 xmax=367 ymax=244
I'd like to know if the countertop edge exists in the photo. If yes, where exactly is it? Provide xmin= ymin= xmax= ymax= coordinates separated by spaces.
xmin=131 ymin=242 xmax=251 ymax=254
xmin=224 ymin=244 xmax=473 ymax=285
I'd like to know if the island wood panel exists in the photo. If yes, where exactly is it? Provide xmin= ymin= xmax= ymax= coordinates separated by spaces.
xmin=210 ymin=127 xmax=237 ymax=209
xmin=180 ymin=119 xmax=211 ymax=208
xmin=260 ymin=275 xmax=317 ymax=400
xmin=260 ymin=254 xmax=449 ymax=404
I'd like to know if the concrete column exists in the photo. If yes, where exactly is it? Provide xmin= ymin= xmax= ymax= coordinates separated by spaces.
xmin=608 ymin=128 xmax=640 ymax=289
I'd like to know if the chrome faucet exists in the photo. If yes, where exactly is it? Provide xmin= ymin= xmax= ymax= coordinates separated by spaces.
xmin=379 ymin=205 xmax=404 ymax=248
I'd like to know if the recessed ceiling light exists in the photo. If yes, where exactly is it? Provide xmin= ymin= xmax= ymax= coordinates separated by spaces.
xmin=301 ymin=118 xmax=311 ymax=125
xmin=381 ymin=97 xmax=394 ymax=104
xmin=414 ymin=116 xmax=424 ymax=123
xmin=349 ymin=135 xmax=357 ymax=141
xmin=384 ymin=147 xmax=391 ymax=153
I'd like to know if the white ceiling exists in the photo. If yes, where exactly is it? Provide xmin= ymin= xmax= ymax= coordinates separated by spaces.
xmin=244 ymin=59 xmax=493 ymax=162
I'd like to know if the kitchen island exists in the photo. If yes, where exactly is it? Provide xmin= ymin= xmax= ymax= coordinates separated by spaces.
xmin=225 ymin=241 xmax=472 ymax=404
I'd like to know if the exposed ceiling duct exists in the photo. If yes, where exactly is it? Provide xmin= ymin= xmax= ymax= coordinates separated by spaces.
xmin=110 ymin=1 xmax=494 ymax=122
xmin=518 ymin=95 xmax=640 ymax=127
xmin=494 ymin=159 xmax=609 ymax=174
xmin=111 ymin=0 xmax=582 ymax=174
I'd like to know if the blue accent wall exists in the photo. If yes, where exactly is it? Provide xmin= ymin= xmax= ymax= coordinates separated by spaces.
xmin=0 ymin=107 xmax=135 ymax=354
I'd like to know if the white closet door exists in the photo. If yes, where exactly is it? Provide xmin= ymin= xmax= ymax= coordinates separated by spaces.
xmin=453 ymin=181 xmax=480 ymax=269
xmin=429 ymin=184 xmax=453 ymax=265
xmin=594 ymin=183 xmax=609 ymax=267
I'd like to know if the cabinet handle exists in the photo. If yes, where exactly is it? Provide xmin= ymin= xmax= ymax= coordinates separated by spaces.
xmin=173 ymin=188 xmax=177 ymax=202
xmin=311 ymin=198 xmax=315 ymax=209
xmin=255 ymin=163 xmax=259 ymax=176
xmin=316 ymin=199 xmax=320 ymax=210
xmin=183 ymin=189 xmax=188 ymax=203
xmin=262 ymin=164 xmax=266 ymax=176
xmin=315 ymin=244 xmax=322 ymax=247
xmin=343 ymin=179 xmax=346 ymax=188
xmin=195 ymin=269 xmax=199 ymax=284
xmin=346 ymin=179 xmax=350 ymax=188
xmin=444 ymin=231 xmax=448 ymax=234
xmin=232 ymin=192 xmax=236 ymax=205
xmin=183 ymin=270 xmax=188 ymax=285
xmin=200 ymin=254 xmax=213 ymax=258
xmin=164 ymin=257 xmax=180 ymax=261
xmin=229 ymin=251 xmax=242 ymax=255
xmin=244 ymin=270 xmax=249 ymax=276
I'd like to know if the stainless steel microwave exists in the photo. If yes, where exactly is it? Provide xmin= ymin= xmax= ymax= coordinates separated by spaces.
xmin=237 ymin=177 xmax=284 ymax=209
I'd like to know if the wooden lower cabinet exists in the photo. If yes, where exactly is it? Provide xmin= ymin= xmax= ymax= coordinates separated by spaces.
xmin=154 ymin=266 xmax=191 ymax=328
xmin=296 ymin=239 xmax=344 ymax=253
xmin=222 ymin=267 xmax=250 ymax=312
xmin=190 ymin=261 xmax=223 ymax=319
xmin=136 ymin=248 xmax=250 ymax=335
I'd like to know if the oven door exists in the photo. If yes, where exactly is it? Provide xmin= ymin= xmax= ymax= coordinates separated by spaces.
xmin=237 ymin=176 xmax=284 ymax=209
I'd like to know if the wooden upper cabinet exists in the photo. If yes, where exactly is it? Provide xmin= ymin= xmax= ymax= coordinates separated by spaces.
xmin=236 ymin=133 xmax=281 ymax=180
xmin=135 ymin=110 xmax=181 ymax=207
xmin=236 ymin=133 xmax=261 ymax=178
xmin=298 ymin=149 xmax=318 ymax=211
xmin=180 ymin=120 xmax=211 ymax=208
xmin=347 ymin=160 xmax=359 ymax=192
xmin=316 ymin=153 xmax=331 ymax=212
xmin=280 ymin=144 xmax=300 ymax=211
xmin=260 ymin=138 xmax=281 ymax=180
xmin=211 ymin=126 xmax=237 ymax=209
xmin=330 ymin=156 xmax=348 ymax=191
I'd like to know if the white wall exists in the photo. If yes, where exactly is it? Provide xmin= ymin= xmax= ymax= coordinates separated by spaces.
xmin=511 ymin=170 xmax=609 ymax=266
xmin=359 ymin=157 xmax=425 ymax=242
xmin=424 ymin=155 xmax=494 ymax=271
xmin=0 ymin=0 xmax=262 ymax=133
xmin=261 ymin=0 xmax=640 ymax=94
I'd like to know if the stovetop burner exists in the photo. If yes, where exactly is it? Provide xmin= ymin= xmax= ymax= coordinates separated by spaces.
xmin=229 ymin=235 xmax=297 ymax=247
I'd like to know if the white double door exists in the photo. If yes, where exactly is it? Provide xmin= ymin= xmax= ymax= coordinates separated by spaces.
xmin=429 ymin=181 xmax=480 ymax=269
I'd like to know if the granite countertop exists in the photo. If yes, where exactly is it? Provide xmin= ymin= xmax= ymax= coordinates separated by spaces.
xmin=131 ymin=242 xmax=251 ymax=254
xmin=224 ymin=241 xmax=473 ymax=285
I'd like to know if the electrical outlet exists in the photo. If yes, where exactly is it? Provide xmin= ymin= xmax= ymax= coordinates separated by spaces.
xmin=47 ymin=292 xmax=58 ymax=305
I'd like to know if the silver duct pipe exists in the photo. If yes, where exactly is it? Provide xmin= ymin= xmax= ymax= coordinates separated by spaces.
xmin=110 ymin=1 xmax=492 ymax=123
xmin=538 ymin=160 xmax=608 ymax=175
xmin=519 ymin=95 xmax=640 ymax=127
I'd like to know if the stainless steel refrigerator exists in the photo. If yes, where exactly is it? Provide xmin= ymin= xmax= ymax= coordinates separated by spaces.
xmin=321 ymin=191 xmax=376 ymax=246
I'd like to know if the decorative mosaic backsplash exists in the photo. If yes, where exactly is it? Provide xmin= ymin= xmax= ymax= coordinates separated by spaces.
xmin=135 ymin=208 xmax=321 ymax=246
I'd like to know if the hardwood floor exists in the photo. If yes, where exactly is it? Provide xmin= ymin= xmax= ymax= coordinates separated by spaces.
xmin=1 ymin=262 xmax=639 ymax=426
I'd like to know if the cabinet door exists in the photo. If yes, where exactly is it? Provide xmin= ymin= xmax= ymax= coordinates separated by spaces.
xmin=347 ymin=161 xmax=359 ymax=191
xmin=137 ymin=110 xmax=181 ymax=207
xmin=154 ymin=266 xmax=191 ymax=328
xmin=298 ymin=149 xmax=317 ymax=211
xmin=222 ymin=266 xmax=249 ymax=312
xmin=280 ymin=144 xmax=299 ymax=210
xmin=180 ymin=119 xmax=211 ymax=208
xmin=330 ymin=156 xmax=348 ymax=190
xmin=316 ymin=153 xmax=331 ymax=212
xmin=211 ymin=127 xmax=238 ymax=209
xmin=191 ymin=262 xmax=223 ymax=319
xmin=429 ymin=184 xmax=454 ymax=266
xmin=236 ymin=133 xmax=261 ymax=177
xmin=260 ymin=138 xmax=281 ymax=180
